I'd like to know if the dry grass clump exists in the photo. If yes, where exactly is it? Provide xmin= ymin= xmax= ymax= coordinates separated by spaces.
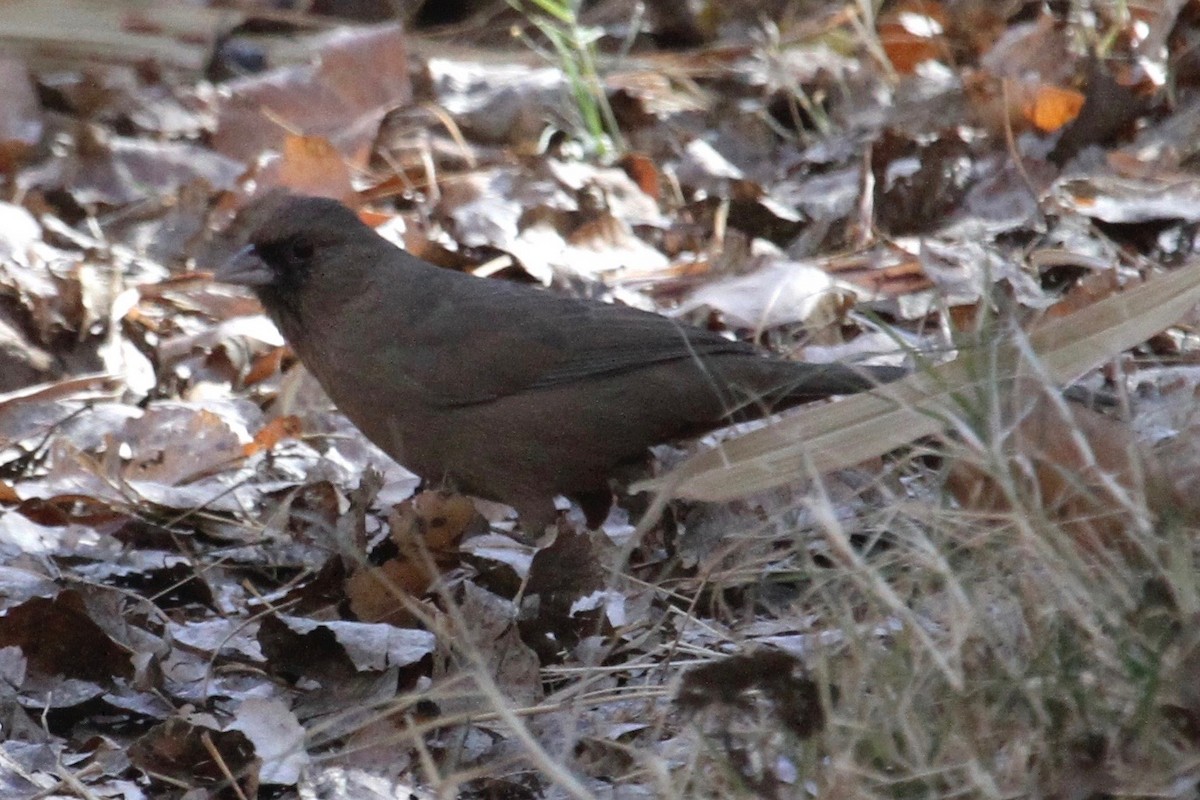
xmin=649 ymin=367 xmax=1200 ymax=798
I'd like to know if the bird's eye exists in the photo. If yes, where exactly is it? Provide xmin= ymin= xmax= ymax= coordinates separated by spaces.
xmin=289 ymin=239 xmax=314 ymax=261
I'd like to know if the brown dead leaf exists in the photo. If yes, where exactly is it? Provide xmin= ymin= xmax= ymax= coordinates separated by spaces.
xmin=877 ymin=0 xmax=950 ymax=74
xmin=13 ymin=494 xmax=125 ymax=530
xmin=944 ymin=379 xmax=1189 ymax=553
xmin=255 ymin=133 xmax=356 ymax=204
xmin=357 ymin=206 xmax=395 ymax=229
xmin=120 ymin=406 xmax=243 ymax=485
xmin=240 ymin=344 xmax=288 ymax=387
xmin=0 ymin=57 xmax=42 ymax=174
xmin=213 ymin=24 xmax=411 ymax=167
xmin=618 ymin=152 xmax=661 ymax=200
xmin=451 ymin=580 xmax=543 ymax=706
xmin=346 ymin=559 xmax=430 ymax=625
xmin=1022 ymin=82 xmax=1086 ymax=133
xmin=963 ymin=70 xmax=1030 ymax=136
xmin=0 ymin=590 xmax=133 ymax=683
xmin=129 ymin=717 xmax=256 ymax=788
xmin=346 ymin=490 xmax=478 ymax=624
xmin=1043 ymin=268 xmax=1122 ymax=319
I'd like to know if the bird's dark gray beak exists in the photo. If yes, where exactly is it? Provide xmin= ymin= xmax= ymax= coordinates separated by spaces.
xmin=214 ymin=244 xmax=273 ymax=286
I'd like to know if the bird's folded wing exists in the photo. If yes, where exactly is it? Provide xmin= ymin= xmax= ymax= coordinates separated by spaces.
xmin=369 ymin=277 xmax=759 ymax=408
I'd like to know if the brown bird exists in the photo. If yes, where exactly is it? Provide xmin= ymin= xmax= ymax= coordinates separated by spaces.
xmin=216 ymin=193 xmax=902 ymax=531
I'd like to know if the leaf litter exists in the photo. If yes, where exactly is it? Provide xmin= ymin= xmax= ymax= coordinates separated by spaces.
xmin=0 ymin=1 xmax=1199 ymax=797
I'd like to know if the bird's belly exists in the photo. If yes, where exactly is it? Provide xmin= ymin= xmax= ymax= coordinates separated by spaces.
xmin=293 ymin=349 xmax=434 ymax=476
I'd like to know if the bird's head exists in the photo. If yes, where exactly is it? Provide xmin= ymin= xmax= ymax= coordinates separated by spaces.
xmin=215 ymin=193 xmax=369 ymax=311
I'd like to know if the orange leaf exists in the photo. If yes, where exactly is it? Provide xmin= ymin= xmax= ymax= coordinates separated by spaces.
xmin=345 ymin=560 xmax=430 ymax=624
xmin=618 ymin=152 xmax=661 ymax=200
xmin=1021 ymin=84 xmax=1085 ymax=132
xmin=390 ymin=489 xmax=478 ymax=557
xmin=241 ymin=345 xmax=287 ymax=388
xmin=264 ymin=134 xmax=355 ymax=204
xmin=243 ymin=415 xmax=303 ymax=456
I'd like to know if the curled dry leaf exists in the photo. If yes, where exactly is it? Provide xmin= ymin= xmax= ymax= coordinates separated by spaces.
xmin=228 ymin=697 xmax=310 ymax=785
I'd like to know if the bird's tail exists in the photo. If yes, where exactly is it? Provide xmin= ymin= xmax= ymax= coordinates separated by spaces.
xmin=723 ymin=360 xmax=905 ymax=421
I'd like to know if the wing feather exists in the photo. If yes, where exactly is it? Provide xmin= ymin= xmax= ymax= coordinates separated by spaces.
xmin=368 ymin=273 xmax=761 ymax=407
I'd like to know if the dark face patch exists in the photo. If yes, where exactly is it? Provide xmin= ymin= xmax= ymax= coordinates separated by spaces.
xmin=250 ymin=232 xmax=318 ymax=319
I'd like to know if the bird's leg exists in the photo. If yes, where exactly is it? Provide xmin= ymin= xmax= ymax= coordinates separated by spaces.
xmin=571 ymin=487 xmax=615 ymax=530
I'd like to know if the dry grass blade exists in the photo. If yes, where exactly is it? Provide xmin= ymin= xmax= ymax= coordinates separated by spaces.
xmin=1029 ymin=260 xmax=1200 ymax=381
xmin=635 ymin=262 xmax=1200 ymax=502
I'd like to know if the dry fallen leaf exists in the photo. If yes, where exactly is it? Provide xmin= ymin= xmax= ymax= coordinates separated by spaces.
xmin=0 ymin=590 xmax=133 ymax=683
xmin=944 ymin=380 xmax=1165 ymax=552
xmin=876 ymin=0 xmax=951 ymax=74
xmin=213 ymin=24 xmax=412 ymax=167
xmin=256 ymin=133 xmax=356 ymax=203
xmin=0 ymin=56 xmax=42 ymax=173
